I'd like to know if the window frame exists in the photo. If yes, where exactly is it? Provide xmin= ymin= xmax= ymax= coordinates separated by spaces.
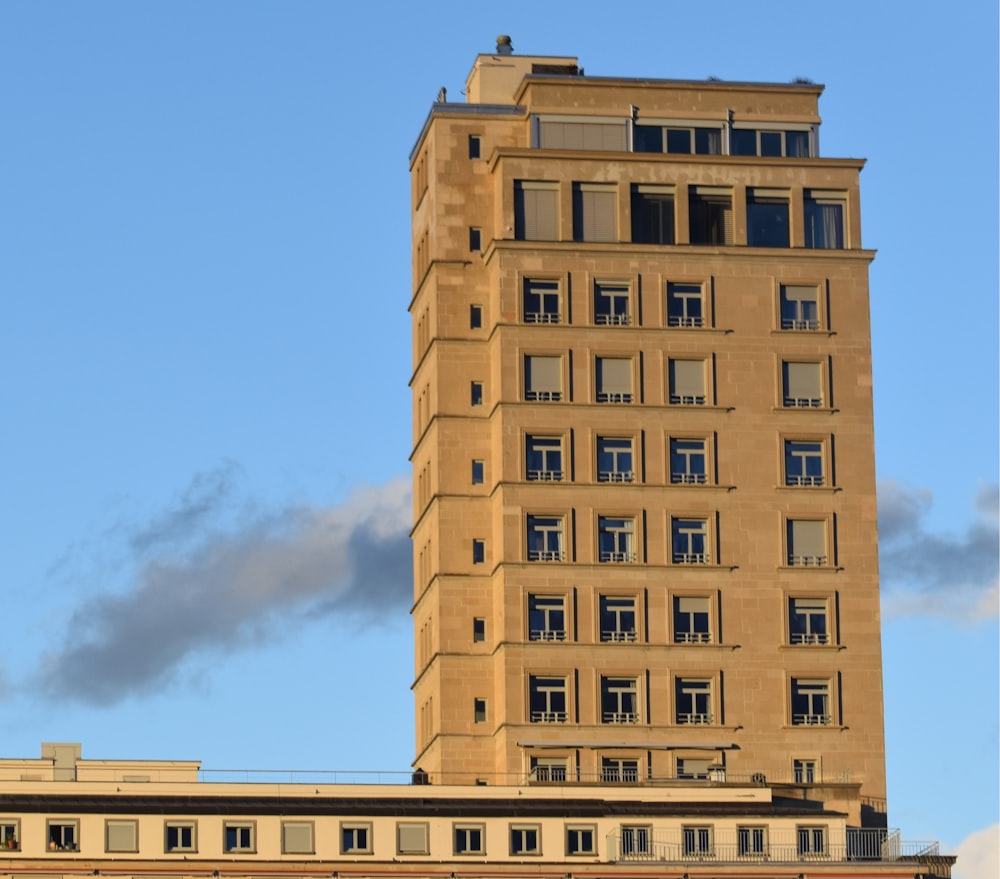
xmin=786 ymin=517 xmax=831 ymax=567
xmin=746 ymin=188 xmax=790 ymax=247
xmin=593 ymin=279 xmax=632 ymax=326
xmin=474 ymin=697 xmax=488 ymax=723
xmin=454 ymin=823 xmax=486 ymax=855
xmin=597 ymin=435 xmax=635 ymax=483
xmin=396 ymin=822 xmax=430 ymax=856
xmin=779 ymin=283 xmax=823 ymax=331
xmin=673 ymin=595 xmax=712 ymax=644
xmin=666 ymin=281 xmax=707 ymax=328
xmin=470 ymin=380 xmax=484 ymax=406
xmin=783 ymin=438 xmax=827 ymax=487
xmin=804 ymin=190 xmax=846 ymax=249
xmin=572 ymin=182 xmax=617 ymax=243
xmin=46 ymin=819 xmax=80 ymax=852
xmin=788 ymin=595 xmax=832 ymax=645
xmin=522 ymin=277 xmax=562 ymax=325
xmin=599 ymin=594 xmax=639 ymax=642
xmin=602 ymin=756 xmax=641 ymax=784
xmin=671 ymin=516 xmax=711 ymax=565
xmin=595 ymin=356 xmax=634 ymax=403
xmin=525 ymin=434 xmax=564 ymax=482
xmin=526 ymin=514 xmax=566 ymax=562
xmin=524 ymin=353 xmax=564 ymax=402
xmin=791 ymin=677 xmax=833 ymax=726
xmin=669 ymin=436 xmax=709 ymax=484
xmin=597 ymin=515 xmax=637 ymax=563
xmin=510 ymin=823 xmax=542 ymax=856
xmin=528 ymin=674 xmax=569 ymax=723
xmin=530 ymin=756 xmax=569 ymax=783
xmin=514 ymin=180 xmax=559 ymax=241
xmin=738 ymin=825 xmax=768 ymax=858
xmin=797 ymin=825 xmax=829 ymax=857
xmin=682 ymin=824 xmax=714 ymax=857
xmin=781 ymin=360 xmax=826 ymax=409
xmin=471 ymin=459 xmax=485 ymax=485
xmin=668 ymin=357 xmax=708 ymax=405
xmin=601 ymin=675 xmax=640 ymax=724
xmin=0 ymin=819 xmax=20 ymax=852
xmin=528 ymin=593 xmax=567 ymax=641
xmin=631 ymin=184 xmax=676 ymax=244
xmin=164 ymin=820 xmax=197 ymax=853
xmin=340 ymin=821 xmax=373 ymax=855
xmin=619 ymin=824 xmax=651 ymax=857
xmin=282 ymin=820 xmax=315 ymax=855
xmin=105 ymin=819 xmax=139 ymax=854
xmin=794 ymin=757 xmax=820 ymax=783
xmin=472 ymin=538 xmax=486 ymax=564
xmin=566 ymin=824 xmax=597 ymax=856
xmin=688 ymin=186 xmax=733 ymax=245
xmin=470 ymin=304 xmax=483 ymax=329
xmin=675 ymin=676 xmax=714 ymax=725
xmin=223 ymin=821 xmax=256 ymax=854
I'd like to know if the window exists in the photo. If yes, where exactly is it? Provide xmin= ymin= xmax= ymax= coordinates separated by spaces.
xmin=594 ymin=281 xmax=631 ymax=325
xmin=510 ymin=824 xmax=541 ymax=855
xmin=470 ymin=304 xmax=483 ymax=329
xmin=529 ymin=675 xmax=568 ymax=722
xmin=47 ymin=820 xmax=79 ymax=852
xmin=780 ymin=284 xmax=821 ymax=330
xmin=787 ymin=519 xmax=828 ymax=566
xmin=789 ymin=597 xmax=830 ymax=644
xmin=672 ymin=518 xmax=710 ymax=564
xmin=468 ymin=135 xmax=481 ymax=159
xmin=471 ymin=459 xmax=484 ymax=484
xmin=791 ymin=678 xmax=832 ymax=725
xmin=601 ymin=676 xmax=639 ymax=724
xmin=474 ymin=698 xmax=487 ymax=723
xmin=106 ymin=820 xmax=138 ymax=853
xmin=454 ymin=824 xmax=485 ymax=855
xmin=782 ymin=361 xmax=823 ymax=407
xmin=600 ymin=595 xmax=637 ymax=642
xmin=738 ymin=826 xmax=768 ymax=857
xmin=471 ymin=381 xmax=484 ymax=405
xmin=669 ymin=358 xmax=706 ymax=405
xmin=670 ymin=438 xmax=708 ymax=484
xmin=573 ymin=183 xmax=616 ymax=242
xmin=397 ymin=822 xmax=430 ymax=855
xmin=675 ymin=678 xmax=713 ymax=724
xmin=528 ymin=594 xmax=566 ymax=641
xmin=747 ymin=189 xmax=790 ymax=247
xmin=603 ymin=757 xmax=640 ymax=783
xmin=596 ymin=357 xmax=633 ymax=403
xmin=165 ymin=821 xmax=196 ymax=853
xmin=0 ymin=820 xmax=19 ymax=851
xmin=473 ymin=617 xmax=486 ymax=642
xmin=598 ymin=516 xmax=635 ymax=562
xmin=666 ymin=282 xmax=705 ymax=328
xmin=631 ymin=184 xmax=675 ymax=244
xmin=469 ymin=227 xmax=482 ymax=251
xmin=805 ymin=191 xmax=845 ymax=249
xmin=224 ymin=822 xmax=255 ymax=853
xmin=634 ymin=125 xmax=721 ymax=155
xmin=794 ymin=758 xmax=818 ymax=783
xmin=282 ymin=821 xmax=315 ymax=855
xmin=538 ymin=119 xmax=626 ymax=150
xmin=566 ymin=825 xmax=596 ymax=855
xmin=731 ymin=128 xmax=811 ymax=157
xmin=524 ymin=355 xmax=562 ymax=401
xmin=472 ymin=538 xmax=486 ymax=564
xmin=673 ymin=596 xmax=711 ymax=643
xmin=797 ymin=825 xmax=828 ymax=856
xmin=785 ymin=440 xmax=825 ymax=486
xmin=676 ymin=757 xmax=712 ymax=780
xmin=531 ymin=756 xmax=568 ymax=782
xmin=683 ymin=826 xmax=713 ymax=857
xmin=527 ymin=515 xmax=565 ymax=561
xmin=620 ymin=825 xmax=650 ymax=857
xmin=689 ymin=188 xmax=733 ymax=245
xmin=597 ymin=436 xmax=634 ymax=483
xmin=523 ymin=278 xmax=561 ymax=324
xmin=340 ymin=821 xmax=372 ymax=855
xmin=514 ymin=181 xmax=558 ymax=240
xmin=526 ymin=435 xmax=563 ymax=481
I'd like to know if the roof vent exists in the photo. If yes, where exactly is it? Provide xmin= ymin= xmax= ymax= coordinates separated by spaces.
xmin=496 ymin=35 xmax=513 ymax=55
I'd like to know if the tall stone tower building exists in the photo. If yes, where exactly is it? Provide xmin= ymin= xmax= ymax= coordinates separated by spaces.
xmin=409 ymin=41 xmax=885 ymax=826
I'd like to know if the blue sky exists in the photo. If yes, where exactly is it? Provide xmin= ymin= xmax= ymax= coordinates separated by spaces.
xmin=0 ymin=1 xmax=996 ymax=875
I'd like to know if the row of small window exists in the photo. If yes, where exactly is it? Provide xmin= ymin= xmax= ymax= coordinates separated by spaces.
xmin=493 ymin=277 xmax=826 ymax=331
xmin=528 ymin=755 xmax=822 ymax=785
xmin=470 ymin=357 xmax=832 ymax=409
xmin=508 ymin=593 xmax=833 ymax=646
xmin=514 ymin=181 xmax=845 ymax=249
xmin=471 ymin=515 xmax=835 ymax=567
xmin=609 ymin=824 xmax=832 ymax=860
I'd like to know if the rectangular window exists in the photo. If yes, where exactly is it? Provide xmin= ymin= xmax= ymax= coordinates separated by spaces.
xmin=670 ymin=438 xmax=708 ymax=484
xmin=601 ymin=676 xmax=639 ymax=724
xmin=669 ymin=358 xmax=706 ymax=405
xmin=797 ymin=825 xmax=828 ymax=856
xmin=600 ymin=595 xmax=638 ymax=642
xmin=282 ymin=821 xmax=315 ymax=855
xmin=805 ymin=191 xmax=845 ymax=249
xmin=794 ymin=758 xmax=818 ymax=783
xmin=598 ymin=516 xmax=635 ymax=562
xmin=523 ymin=278 xmax=561 ymax=324
xmin=620 ymin=825 xmax=650 ymax=857
xmin=689 ymin=187 xmax=733 ymax=245
xmin=603 ymin=758 xmax=640 ymax=783
xmin=676 ymin=757 xmax=712 ymax=780
xmin=781 ymin=284 xmax=821 ymax=330
xmin=529 ymin=675 xmax=568 ymax=723
xmin=397 ymin=822 xmax=430 ymax=855
xmin=672 ymin=517 xmax=710 ymax=564
xmin=785 ymin=440 xmax=825 ymax=486
xmin=634 ymin=125 xmax=721 ymax=155
xmin=631 ymin=184 xmax=675 ymax=244
xmin=531 ymin=756 xmax=568 ymax=783
xmin=454 ymin=824 xmax=485 ymax=855
xmin=469 ymin=227 xmax=482 ymax=251
xmin=528 ymin=594 xmax=566 ymax=641
xmin=566 ymin=825 xmax=597 ymax=855
xmin=223 ymin=822 xmax=255 ymax=853
xmin=472 ymin=538 xmax=486 ymax=564
xmin=791 ymin=679 xmax=832 ymax=725
xmin=782 ymin=361 xmax=823 ymax=407
xmin=787 ymin=519 xmax=828 ymax=566
xmin=471 ymin=459 xmax=484 ymax=484
xmin=471 ymin=381 xmax=484 ymax=405
xmin=524 ymin=354 xmax=563 ymax=401
xmin=0 ymin=820 xmax=19 ymax=851
xmin=789 ymin=597 xmax=830 ymax=644
xmin=341 ymin=822 xmax=372 ymax=854
xmin=527 ymin=515 xmax=565 ymax=561
xmin=106 ymin=819 xmax=138 ymax=853
xmin=474 ymin=698 xmax=487 ymax=723
xmin=165 ymin=821 xmax=196 ymax=853
xmin=514 ymin=181 xmax=558 ymax=240
xmin=683 ymin=825 xmax=713 ymax=856
xmin=510 ymin=824 xmax=541 ymax=855
xmin=595 ymin=357 xmax=633 ymax=403
xmin=473 ymin=617 xmax=486 ymax=642
xmin=597 ymin=436 xmax=634 ymax=483
xmin=673 ymin=596 xmax=711 ymax=643
xmin=747 ymin=189 xmax=790 ymax=247
xmin=470 ymin=304 xmax=483 ymax=329
xmin=47 ymin=820 xmax=79 ymax=852
xmin=573 ymin=183 xmax=617 ymax=242
xmin=526 ymin=435 xmax=563 ymax=481
xmin=594 ymin=281 xmax=631 ymax=325
xmin=468 ymin=135 xmax=481 ymax=159
xmin=675 ymin=678 xmax=713 ymax=724
xmin=539 ymin=119 xmax=626 ymax=150
xmin=738 ymin=826 xmax=767 ymax=857
xmin=732 ymin=128 xmax=811 ymax=157
xmin=666 ymin=282 xmax=705 ymax=327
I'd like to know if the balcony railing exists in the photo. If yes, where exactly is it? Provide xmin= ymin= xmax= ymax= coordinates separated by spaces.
xmin=600 ymin=550 xmax=636 ymax=563
xmin=602 ymin=711 xmax=639 ymax=724
xmin=598 ymin=470 xmax=634 ymax=483
xmin=670 ymin=394 xmax=706 ymax=405
xmin=793 ymin=713 xmax=832 ymax=726
xmin=528 ymin=549 xmax=565 ymax=562
xmin=790 ymin=632 xmax=830 ymax=645
xmin=676 ymin=712 xmax=713 ymax=725
xmin=784 ymin=396 xmax=822 ymax=407
xmin=668 ymin=315 xmax=704 ymax=328
xmin=596 ymin=313 xmax=631 ymax=326
xmin=524 ymin=312 xmax=560 ymax=324
xmin=529 ymin=629 xmax=566 ymax=642
xmin=526 ymin=390 xmax=562 ymax=401
xmin=671 ymin=472 xmax=707 ymax=484
xmin=527 ymin=469 xmax=563 ymax=481
xmin=787 ymin=474 xmax=824 ymax=486
xmin=530 ymin=710 xmax=567 ymax=723
xmin=602 ymin=630 xmax=638 ymax=642
xmin=675 ymin=631 xmax=711 ymax=644
xmin=789 ymin=554 xmax=827 ymax=566
xmin=673 ymin=552 xmax=709 ymax=564
xmin=597 ymin=392 xmax=633 ymax=403
xmin=782 ymin=318 xmax=820 ymax=330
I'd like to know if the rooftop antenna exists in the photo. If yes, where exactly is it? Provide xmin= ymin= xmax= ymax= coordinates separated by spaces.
xmin=496 ymin=34 xmax=513 ymax=55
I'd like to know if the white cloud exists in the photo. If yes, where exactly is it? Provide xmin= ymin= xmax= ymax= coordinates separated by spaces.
xmin=953 ymin=823 xmax=999 ymax=879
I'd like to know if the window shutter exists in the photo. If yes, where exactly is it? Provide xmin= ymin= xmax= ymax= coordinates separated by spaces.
xmin=598 ymin=358 xmax=632 ymax=395
xmin=670 ymin=359 xmax=705 ymax=398
xmin=282 ymin=822 xmax=314 ymax=854
xmin=397 ymin=823 xmax=429 ymax=854
xmin=785 ymin=362 xmax=821 ymax=400
xmin=790 ymin=520 xmax=826 ymax=557
xmin=526 ymin=356 xmax=562 ymax=394
xmin=676 ymin=596 xmax=709 ymax=613
xmin=106 ymin=821 xmax=137 ymax=853
xmin=575 ymin=184 xmax=617 ymax=242
xmin=515 ymin=182 xmax=558 ymax=240
xmin=540 ymin=121 xmax=626 ymax=151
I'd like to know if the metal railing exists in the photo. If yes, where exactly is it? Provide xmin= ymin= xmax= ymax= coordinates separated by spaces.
xmin=670 ymin=394 xmax=706 ymax=405
xmin=528 ymin=549 xmax=565 ymax=562
xmin=789 ymin=554 xmax=828 ymax=566
xmin=671 ymin=472 xmax=707 ymax=484
xmin=602 ymin=630 xmax=638 ymax=642
xmin=596 ymin=313 xmax=631 ymax=326
xmin=784 ymin=396 xmax=822 ymax=407
xmin=790 ymin=632 xmax=830 ymax=645
xmin=668 ymin=316 xmax=704 ymax=328
xmin=602 ymin=711 xmax=639 ymax=724
xmin=529 ymin=629 xmax=566 ymax=642
xmin=598 ymin=470 xmax=635 ymax=483
xmin=530 ymin=710 xmax=567 ymax=723
xmin=676 ymin=712 xmax=713 ymax=725
xmin=597 ymin=392 xmax=633 ymax=403
xmin=524 ymin=311 xmax=561 ymax=324
xmin=600 ymin=550 xmax=636 ymax=563
xmin=525 ymin=390 xmax=562 ymax=401
xmin=792 ymin=713 xmax=832 ymax=726
xmin=673 ymin=552 xmax=709 ymax=564
xmin=675 ymin=632 xmax=712 ymax=644
xmin=787 ymin=474 xmax=824 ymax=486
xmin=782 ymin=318 xmax=820 ymax=330
xmin=527 ymin=469 xmax=563 ymax=481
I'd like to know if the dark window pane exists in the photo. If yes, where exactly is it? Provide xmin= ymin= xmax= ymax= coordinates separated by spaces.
xmin=747 ymin=197 xmax=789 ymax=247
xmin=694 ymin=128 xmax=721 ymax=154
xmin=632 ymin=191 xmax=675 ymax=244
xmin=760 ymin=131 xmax=783 ymax=156
xmin=787 ymin=130 xmax=810 ymax=157
xmin=666 ymin=128 xmax=691 ymax=153
xmin=731 ymin=129 xmax=756 ymax=155
xmin=633 ymin=125 xmax=662 ymax=152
